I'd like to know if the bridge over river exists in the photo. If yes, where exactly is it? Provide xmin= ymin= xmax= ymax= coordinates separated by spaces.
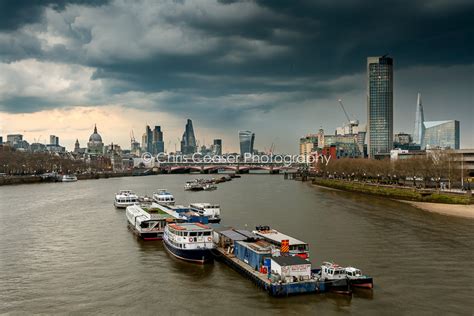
xmin=156 ymin=162 xmax=301 ymax=174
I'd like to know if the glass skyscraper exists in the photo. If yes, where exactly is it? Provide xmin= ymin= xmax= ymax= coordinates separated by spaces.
xmin=153 ymin=126 xmax=164 ymax=154
xmin=239 ymin=130 xmax=255 ymax=157
xmin=423 ymin=120 xmax=460 ymax=149
xmin=367 ymin=55 xmax=393 ymax=158
xmin=180 ymin=119 xmax=197 ymax=155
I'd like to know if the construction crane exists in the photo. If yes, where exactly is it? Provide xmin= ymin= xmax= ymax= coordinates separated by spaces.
xmin=338 ymin=99 xmax=351 ymax=123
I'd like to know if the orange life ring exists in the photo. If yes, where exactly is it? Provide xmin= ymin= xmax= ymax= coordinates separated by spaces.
xmin=189 ymin=238 xmax=193 ymax=242
xmin=207 ymin=237 xmax=212 ymax=241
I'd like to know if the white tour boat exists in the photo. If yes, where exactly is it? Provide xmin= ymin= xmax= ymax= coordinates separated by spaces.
xmin=163 ymin=222 xmax=214 ymax=263
xmin=61 ymin=174 xmax=78 ymax=182
xmin=126 ymin=204 xmax=174 ymax=240
xmin=153 ymin=189 xmax=175 ymax=205
xmin=114 ymin=190 xmax=139 ymax=208
xmin=189 ymin=203 xmax=221 ymax=223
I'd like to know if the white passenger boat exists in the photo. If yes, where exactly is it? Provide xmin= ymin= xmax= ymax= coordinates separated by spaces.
xmin=61 ymin=174 xmax=78 ymax=182
xmin=163 ymin=222 xmax=214 ymax=263
xmin=189 ymin=203 xmax=221 ymax=223
xmin=114 ymin=190 xmax=139 ymax=208
xmin=153 ymin=189 xmax=175 ymax=205
xmin=126 ymin=204 xmax=174 ymax=240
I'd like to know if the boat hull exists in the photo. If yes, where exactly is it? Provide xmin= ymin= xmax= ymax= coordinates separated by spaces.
xmin=349 ymin=277 xmax=373 ymax=289
xmin=128 ymin=223 xmax=163 ymax=240
xmin=163 ymin=238 xmax=213 ymax=264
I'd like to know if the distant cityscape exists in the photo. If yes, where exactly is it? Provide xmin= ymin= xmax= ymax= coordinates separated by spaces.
xmin=0 ymin=55 xmax=470 ymax=175
xmin=299 ymin=55 xmax=462 ymax=162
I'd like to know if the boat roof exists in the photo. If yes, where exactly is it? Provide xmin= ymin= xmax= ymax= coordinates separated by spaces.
xmin=322 ymin=262 xmax=345 ymax=270
xmin=169 ymin=223 xmax=210 ymax=231
xmin=271 ymin=256 xmax=310 ymax=267
xmin=155 ymin=189 xmax=173 ymax=195
xmin=190 ymin=203 xmax=219 ymax=208
xmin=345 ymin=267 xmax=361 ymax=272
xmin=254 ymin=229 xmax=307 ymax=245
xmin=236 ymin=240 xmax=273 ymax=253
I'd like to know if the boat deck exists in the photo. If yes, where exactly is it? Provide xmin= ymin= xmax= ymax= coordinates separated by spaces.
xmin=214 ymin=247 xmax=322 ymax=296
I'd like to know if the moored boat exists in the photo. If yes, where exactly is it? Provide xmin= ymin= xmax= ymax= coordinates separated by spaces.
xmin=114 ymin=190 xmax=139 ymax=208
xmin=189 ymin=203 xmax=221 ymax=223
xmin=345 ymin=266 xmax=373 ymax=289
xmin=61 ymin=174 xmax=77 ymax=182
xmin=184 ymin=181 xmax=204 ymax=191
xmin=163 ymin=222 xmax=214 ymax=263
xmin=319 ymin=262 xmax=352 ymax=294
xmin=126 ymin=204 xmax=174 ymax=240
xmin=153 ymin=189 xmax=175 ymax=205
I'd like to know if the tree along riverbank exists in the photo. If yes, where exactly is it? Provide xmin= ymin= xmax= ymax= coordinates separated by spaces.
xmin=312 ymin=178 xmax=473 ymax=205
xmin=0 ymin=172 xmax=133 ymax=186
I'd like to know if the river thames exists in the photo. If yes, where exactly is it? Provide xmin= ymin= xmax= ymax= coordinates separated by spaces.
xmin=1 ymin=175 xmax=473 ymax=314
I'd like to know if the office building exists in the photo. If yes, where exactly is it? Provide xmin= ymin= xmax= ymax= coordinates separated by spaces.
xmin=153 ymin=126 xmax=164 ymax=154
xmin=299 ymin=135 xmax=318 ymax=157
xmin=367 ymin=55 xmax=394 ymax=158
xmin=239 ymin=130 xmax=255 ymax=157
xmin=413 ymin=93 xmax=424 ymax=146
xmin=423 ymin=120 xmax=460 ymax=149
xmin=49 ymin=135 xmax=59 ymax=146
xmin=212 ymin=139 xmax=222 ymax=155
xmin=181 ymin=119 xmax=197 ymax=155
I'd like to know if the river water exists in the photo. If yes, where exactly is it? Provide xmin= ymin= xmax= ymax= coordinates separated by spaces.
xmin=0 ymin=175 xmax=473 ymax=315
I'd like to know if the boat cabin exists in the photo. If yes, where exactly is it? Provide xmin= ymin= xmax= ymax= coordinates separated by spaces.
xmin=253 ymin=226 xmax=309 ymax=258
xmin=153 ymin=189 xmax=175 ymax=205
xmin=321 ymin=262 xmax=347 ymax=280
xmin=165 ymin=223 xmax=214 ymax=250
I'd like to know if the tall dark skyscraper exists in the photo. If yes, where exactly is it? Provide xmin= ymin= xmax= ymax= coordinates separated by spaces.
xmin=239 ymin=130 xmax=255 ymax=157
xmin=144 ymin=125 xmax=153 ymax=153
xmin=213 ymin=139 xmax=222 ymax=155
xmin=153 ymin=126 xmax=164 ymax=154
xmin=180 ymin=119 xmax=197 ymax=154
xmin=367 ymin=55 xmax=393 ymax=158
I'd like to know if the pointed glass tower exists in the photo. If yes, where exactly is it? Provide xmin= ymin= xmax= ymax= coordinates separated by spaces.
xmin=413 ymin=93 xmax=425 ymax=147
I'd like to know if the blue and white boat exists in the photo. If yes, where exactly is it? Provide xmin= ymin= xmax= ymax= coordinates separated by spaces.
xmin=163 ymin=223 xmax=214 ymax=264
xmin=152 ymin=189 xmax=175 ymax=206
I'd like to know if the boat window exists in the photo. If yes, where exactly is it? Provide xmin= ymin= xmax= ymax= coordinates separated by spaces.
xmin=183 ymin=232 xmax=188 ymax=236
xmin=197 ymin=232 xmax=203 ymax=237
xmin=190 ymin=232 xmax=197 ymax=236
xmin=203 ymin=232 xmax=211 ymax=236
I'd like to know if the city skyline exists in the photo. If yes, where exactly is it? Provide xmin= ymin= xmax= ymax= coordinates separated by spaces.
xmin=0 ymin=1 xmax=472 ymax=152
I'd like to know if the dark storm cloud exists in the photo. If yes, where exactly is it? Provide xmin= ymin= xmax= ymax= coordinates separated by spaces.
xmin=0 ymin=0 xmax=472 ymax=129
xmin=0 ymin=0 xmax=109 ymax=30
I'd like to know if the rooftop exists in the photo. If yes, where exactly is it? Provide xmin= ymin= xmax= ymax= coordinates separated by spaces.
xmin=254 ymin=229 xmax=307 ymax=245
xmin=271 ymin=256 xmax=310 ymax=266
xmin=169 ymin=223 xmax=210 ymax=231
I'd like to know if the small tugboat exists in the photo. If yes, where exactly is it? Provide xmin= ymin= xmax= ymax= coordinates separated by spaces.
xmin=189 ymin=203 xmax=221 ymax=223
xmin=126 ymin=204 xmax=173 ymax=240
xmin=61 ymin=174 xmax=77 ymax=182
xmin=153 ymin=189 xmax=175 ymax=205
xmin=345 ymin=266 xmax=374 ymax=289
xmin=114 ymin=190 xmax=139 ymax=208
xmin=163 ymin=222 xmax=214 ymax=264
xmin=319 ymin=262 xmax=352 ymax=295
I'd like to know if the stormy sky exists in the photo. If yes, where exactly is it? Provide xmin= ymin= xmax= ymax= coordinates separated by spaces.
xmin=0 ymin=0 xmax=472 ymax=152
